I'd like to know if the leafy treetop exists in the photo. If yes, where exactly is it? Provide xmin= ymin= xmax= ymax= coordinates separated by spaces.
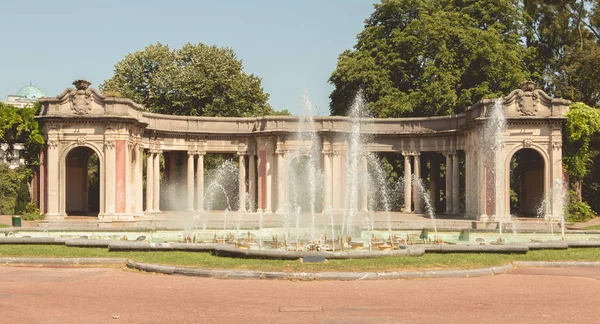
xmin=329 ymin=0 xmax=528 ymax=117
xmin=100 ymin=42 xmax=284 ymax=117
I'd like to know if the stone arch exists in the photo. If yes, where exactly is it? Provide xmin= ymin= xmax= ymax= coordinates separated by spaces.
xmin=59 ymin=143 xmax=104 ymax=216
xmin=504 ymin=143 xmax=549 ymax=217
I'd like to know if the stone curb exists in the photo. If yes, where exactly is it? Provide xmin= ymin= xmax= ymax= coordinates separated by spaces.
xmin=125 ymin=259 xmax=514 ymax=281
xmin=0 ymin=257 xmax=128 ymax=265
xmin=513 ymin=261 xmax=600 ymax=268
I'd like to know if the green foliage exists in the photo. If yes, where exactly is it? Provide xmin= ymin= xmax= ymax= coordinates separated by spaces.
xmin=563 ymin=102 xmax=600 ymax=181
xmin=0 ymin=164 xmax=27 ymax=215
xmin=0 ymin=102 xmax=44 ymax=171
xmin=21 ymin=202 xmax=43 ymax=221
xmin=14 ymin=179 xmax=29 ymax=215
xmin=329 ymin=0 xmax=527 ymax=117
xmin=100 ymin=42 xmax=280 ymax=117
xmin=523 ymin=0 xmax=600 ymax=106
xmin=566 ymin=190 xmax=596 ymax=222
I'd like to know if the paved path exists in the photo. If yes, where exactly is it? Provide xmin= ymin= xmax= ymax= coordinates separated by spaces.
xmin=0 ymin=266 xmax=598 ymax=323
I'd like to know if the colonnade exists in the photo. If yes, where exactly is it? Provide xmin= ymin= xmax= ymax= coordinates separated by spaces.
xmin=141 ymin=145 xmax=464 ymax=215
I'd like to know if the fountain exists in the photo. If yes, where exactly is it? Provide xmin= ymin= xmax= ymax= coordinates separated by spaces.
xmin=483 ymin=99 xmax=507 ymax=236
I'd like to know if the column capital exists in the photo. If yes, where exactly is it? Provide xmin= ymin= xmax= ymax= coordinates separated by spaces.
xmin=237 ymin=150 xmax=247 ymax=156
xmin=402 ymin=151 xmax=419 ymax=156
xmin=48 ymin=140 xmax=59 ymax=150
xmin=195 ymin=150 xmax=206 ymax=156
xmin=104 ymin=140 xmax=115 ymax=150
xmin=443 ymin=151 xmax=456 ymax=157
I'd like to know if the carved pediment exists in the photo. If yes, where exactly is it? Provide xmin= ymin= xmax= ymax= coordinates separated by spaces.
xmin=503 ymin=81 xmax=553 ymax=117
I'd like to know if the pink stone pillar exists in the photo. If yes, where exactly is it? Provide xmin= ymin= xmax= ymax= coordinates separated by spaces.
xmin=248 ymin=153 xmax=256 ymax=212
xmin=115 ymin=140 xmax=126 ymax=213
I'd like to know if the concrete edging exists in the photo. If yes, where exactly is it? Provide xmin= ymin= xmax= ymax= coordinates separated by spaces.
xmin=0 ymin=257 xmax=127 ymax=265
xmin=125 ymin=259 xmax=515 ymax=280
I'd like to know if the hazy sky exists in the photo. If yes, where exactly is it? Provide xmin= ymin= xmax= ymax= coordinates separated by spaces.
xmin=0 ymin=0 xmax=375 ymax=115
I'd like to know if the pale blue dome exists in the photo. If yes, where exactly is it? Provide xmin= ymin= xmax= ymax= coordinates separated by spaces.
xmin=16 ymin=85 xmax=46 ymax=100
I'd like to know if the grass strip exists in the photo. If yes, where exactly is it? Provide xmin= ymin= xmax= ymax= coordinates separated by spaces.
xmin=1 ymin=245 xmax=600 ymax=272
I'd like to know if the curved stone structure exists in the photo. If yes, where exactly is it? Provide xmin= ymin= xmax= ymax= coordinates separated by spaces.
xmin=38 ymin=80 xmax=569 ymax=221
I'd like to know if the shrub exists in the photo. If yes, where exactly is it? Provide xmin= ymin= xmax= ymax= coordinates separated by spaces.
xmin=21 ymin=202 xmax=43 ymax=221
xmin=566 ymin=191 xmax=596 ymax=222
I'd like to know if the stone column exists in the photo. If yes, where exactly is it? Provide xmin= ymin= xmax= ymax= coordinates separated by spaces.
xmin=196 ymin=152 xmax=204 ymax=211
xmin=445 ymin=153 xmax=453 ymax=214
xmin=550 ymin=141 xmax=564 ymax=221
xmin=168 ymin=152 xmax=177 ymax=211
xmin=359 ymin=154 xmax=368 ymax=212
xmin=414 ymin=153 xmax=422 ymax=213
xmin=104 ymin=140 xmax=116 ymax=215
xmin=145 ymin=151 xmax=153 ymax=213
xmin=153 ymin=150 xmax=161 ymax=213
xmin=331 ymin=151 xmax=342 ymax=210
xmin=429 ymin=156 xmax=438 ymax=211
xmin=187 ymin=152 xmax=195 ymax=212
xmin=46 ymin=141 xmax=60 ymax=218
xmin=276 ymin=150 xmax=285 ymax=213
xmin=452 ymin=153 xmax=460 ymax=214
xmin=403 ymin=152 xmax=412 ymax=213
xmin=136 ymin=146 xmax=144 ymax=215
xmin=265 ymin=151 xmax=273 ymax=213
xmin=322 ymin=150 xmax=333 ymax=210
xmin=238 ymin=153 xmax=247 ymax=212
xmin=248 ymin=153 xmax=256 ymax=212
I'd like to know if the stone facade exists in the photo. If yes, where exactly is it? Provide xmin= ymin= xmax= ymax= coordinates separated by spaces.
xmin=38 ymin=80 xmax=569 ymax=221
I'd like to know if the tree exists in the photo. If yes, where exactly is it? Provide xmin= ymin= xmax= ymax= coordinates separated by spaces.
xmin=329 ymin=0 xmax=528 ymax=117
xmin=100 ymin=42 xmax=279 ymax=117
xmin=0 ymin=102 xmax=44 ymax=170
xmin=523 ymin=0 xmax=600 ymax=106
xmin=563 ymin=102 xmax=600 ymax=198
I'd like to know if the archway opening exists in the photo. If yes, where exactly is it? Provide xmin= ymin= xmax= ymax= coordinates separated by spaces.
xmin=66 ymin=146 xmax=100 ymax=216
xmin=509 ymin=148 xmax=544 ymax=217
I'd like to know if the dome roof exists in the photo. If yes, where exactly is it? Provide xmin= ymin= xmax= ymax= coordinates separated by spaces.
xmin=16 ymin=84 xmax=46 ymax=100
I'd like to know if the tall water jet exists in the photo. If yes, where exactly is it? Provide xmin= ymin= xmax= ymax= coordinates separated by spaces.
xmin=342 ymin=91 xmax=368 ymax=239
xmin=413 ymin=176 xmax=438 ymax=235
xmin=285 ymin=91 xmax=322 ymax=242
xmin=483 ymin=99 xmax=507 ymax=236
xmin=203 ymin=159 xmax=239 ymax=212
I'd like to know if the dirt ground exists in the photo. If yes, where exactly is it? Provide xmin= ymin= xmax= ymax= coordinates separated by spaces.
xmin=0 ymin=266 xmax=598 ymax=324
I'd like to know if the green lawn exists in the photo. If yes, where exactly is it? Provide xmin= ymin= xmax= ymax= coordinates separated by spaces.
xmin=1 ymin=245 xmax=599 ymax=272
xmin=586 ymin=225 xmax=600 ymax=230
xmin=0 ymin=224 xmax=8 ymax=228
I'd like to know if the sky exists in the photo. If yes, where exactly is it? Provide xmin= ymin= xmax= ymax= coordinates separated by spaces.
xmin=0 ymin=0 xmax=376 ymax=116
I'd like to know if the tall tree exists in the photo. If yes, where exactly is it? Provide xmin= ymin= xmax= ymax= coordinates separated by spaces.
xmin=101 ymin=43 xmax=277 ymax=117
xmin=329 ymin=0 xmax=528 ymax=117
xmin=523 ymin=0 xmax=600 ymax=106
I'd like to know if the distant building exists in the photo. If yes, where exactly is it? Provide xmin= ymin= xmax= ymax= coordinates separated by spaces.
xmin=3 ymin=83 xmax=46 ymax=108
xmin=1 ymin=84 xmax=46 ymax=168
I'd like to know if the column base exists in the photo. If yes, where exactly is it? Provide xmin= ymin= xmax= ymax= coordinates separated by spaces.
xmin=98 ymin=213 xmax=135 ymax=222
xmin=44 ymin=213 xmax=67 ymax=220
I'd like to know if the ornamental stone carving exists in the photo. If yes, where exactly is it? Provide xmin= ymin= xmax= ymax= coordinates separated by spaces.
xmin=48 ymin=140 xmax=59 ymax=149
xmin=523 ymin=138 xmax=533 ymax=148
xmin=69 ymin=80 xmax=93 ymax=115
xmin=127 ymin=139 xmax=137 ymax=150
xmin=516 ymin=81 xmax=539 ymax=116
xmin=552 ymin=141 xmax=562 ymax=150
xmin=104 ymin=140 xmax=115 ymax=150
xmin=76 ymin=136 xmax=86 ymax=146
